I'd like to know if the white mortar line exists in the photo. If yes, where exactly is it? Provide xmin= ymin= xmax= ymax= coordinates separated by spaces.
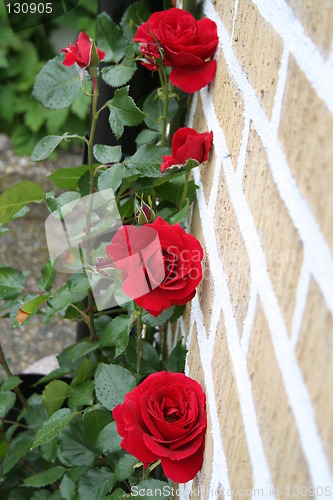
xmin=290 ymin=255 xmax=311 ymax=352
xmin=204 ymin=0 xmax=333 ymax=316
xmin=192 ymin=296 xmax=233 ymax=496
xmin=270 ymin=45 xmax=289 ymax=132
xmin=191 ymin=162 xmax=273 ymax=495
xmin=236 ymin=110 xmax=251 ymax=181
xmin=252 ymin=0 xmax=333 ymax=114
xmin=199 ymin=75 xmax=333 ymax=492
xmin=231 ymin=0 xmax=240 ymax=42
xmin=240 ymin=278 xmax=258 ymax=357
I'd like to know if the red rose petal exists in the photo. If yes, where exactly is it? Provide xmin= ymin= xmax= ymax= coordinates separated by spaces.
xmin=170 ymin=60 xmax=217 ymax=93
xmin=160 ymin=442 xmax=205 ymax=483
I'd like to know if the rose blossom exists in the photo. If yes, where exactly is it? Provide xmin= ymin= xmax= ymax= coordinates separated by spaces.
xmin=134 ymin=8 xmax=218 ymax=93
xmin=106 ymin=217 xmax=203 ymax=317
xmin=113 ymin=371 xmax=207 ymax=483
xmin=160 ymin=127 xmax=213 ymax=173
xmin=62 ymin=31 xmax=105 ymax=69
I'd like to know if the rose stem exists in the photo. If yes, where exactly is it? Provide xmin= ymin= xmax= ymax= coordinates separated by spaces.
xmin=85 ymin=71 xmax=99 ymax=342
xmin=159 ymin=67 xmax=170 ymax=147
xmin=136 ymin=306 xmax=143 ymax=373
xmin=0 ymin=342 xmax=28 ymax=409
xmin=179 ymin=167 xmax=191 ymax=209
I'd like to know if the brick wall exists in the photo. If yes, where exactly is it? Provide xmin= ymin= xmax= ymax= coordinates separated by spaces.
xmin=173 ymin=0 xmax=333 ymax=498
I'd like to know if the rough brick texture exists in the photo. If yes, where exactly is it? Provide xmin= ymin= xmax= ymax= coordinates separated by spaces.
xmin=175 ymin=0 xmax=333 ymax=498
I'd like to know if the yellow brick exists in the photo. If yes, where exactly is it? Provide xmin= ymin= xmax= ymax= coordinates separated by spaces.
xmin=212 ymin=315 xmax=254 ymax=493
xmin=278 ymin=55 xmax=333 ymax=252
xmin=214 ymin=168 xmax=251 ymax=337
xmin=243 ymin=125 xmax=303 ymax=336
xmin=212 ymin=52 xmax=245 ymax=170
xmin=192 ymin=95 xmax=216 ymax=200
xmin=285 ymin=0 xmax=333 ymax=58
xmin=211 ymin=0 xmax=236 ymax=37
xmin=296 ymin=278 xmax=333 ymax=470
xmin=247 ymin=300 xmax=312 ymax=490
xmin=233 ymin=0 xmax=283 ymax=118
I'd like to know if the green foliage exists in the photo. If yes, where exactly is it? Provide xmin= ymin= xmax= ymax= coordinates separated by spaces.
xmin=0 ymin=267 xmax=25 ymax=299
xmin=93 ymin=144 xmax=122 ymax=164
xmin=48 ymin=165 xmax=89 ymax=190
xmin=31 ymin=409 xmax=76 ymax=449
xmin=42 ymin=380 xmax=71 ymax=416
xmin=107 ymin=86 xmax=146 ymax=139
xmin=94 ymin=363 xmax=136 ymax=411
xmin=23 ymin=466 xmax=66 ymax=488
xmin=97 ymin=163 xmax=126 ymax=192
xmin=124 ymin=144 xmax=170 ymax=178
xmin=0 ymin=181 xmax=45 ymax=225
xmin=0 ymin=391 xmax=16 ymax=418
xmin=31 ymin=134 xmax=72 ymax=161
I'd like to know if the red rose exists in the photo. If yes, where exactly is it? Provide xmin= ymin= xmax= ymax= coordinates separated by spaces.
xmin=62 ymin=32 xmax=105 ymax=69
xmin=113 ymin=371 xmax=207 ymax=483
xmin=134 ymin=8 xmax=218 ymax=93
xmin=161 ymin=127 xmax=213 ymax=173
xmin=106 ymin=217 xmax=203 ymax=317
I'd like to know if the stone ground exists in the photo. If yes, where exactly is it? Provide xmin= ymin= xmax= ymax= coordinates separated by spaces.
xmin=0 ymin=135 xmax=82 ymax=374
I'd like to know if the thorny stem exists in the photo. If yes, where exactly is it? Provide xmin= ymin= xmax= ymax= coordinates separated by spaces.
xmin=136 ymin=307 xmax=143 ymax=373
xmin=85 ymin=75 xmax=99 ymax=342
xmin=159 ymin=67 xmax=170 ymax=147
xmin=0 ymin=342 xmax=28 ymax=409
xmin=180 ymin=167 xmax=191 ymax=209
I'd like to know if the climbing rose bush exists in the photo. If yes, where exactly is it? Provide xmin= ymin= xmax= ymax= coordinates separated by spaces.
xmin=106 ymin=217 xmax=204 ymax=317
xmin=134 ymin=8 xmax=218 ymax=93
xmin=160 ymin=127 xmax=214 ymax=173
xmin=113 ymin=371 xmax=207 ymax=483
xmin=62 ymin=31 xmax=105 ymax=68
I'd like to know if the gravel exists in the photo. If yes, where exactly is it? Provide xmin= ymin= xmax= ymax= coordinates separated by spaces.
xmin=0 ymin=134 xmax=83 ymax=374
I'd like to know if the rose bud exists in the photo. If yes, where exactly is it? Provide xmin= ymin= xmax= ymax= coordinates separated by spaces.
xmin=136 ymin=201 xmax=155 ymax=225
xmin=95 ymin=257 xmax=115 ymax=277
xmin=62 ymin=32 xmax=105 ymax=69
xmin=160 ymin=127 xmax=213 ymax=173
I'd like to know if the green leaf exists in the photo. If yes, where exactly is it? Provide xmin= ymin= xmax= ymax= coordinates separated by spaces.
xmin=23 ymin=466 xmax=65 ymax=488
xmin=154 ymin=176 xmax=198 ymax=205
xmin=33 ymin=56 xmax=83 ymax=110
xmin=38 ymin=260 xmax=56 ymax=292
xmin=136 ymin=129 xmax=160 ymax=146
xmin=78 ymin=467 xmax=113 ymax=500
xmin=164 ymin=341 xmax=187 ymax=373
xmin=114 ymin=453 xmax=137 ymax=482
xmin=97 ymin=163 xmax=125 ymax=193
xmin=42 ymin=380 xmax=71 ymax=416
xmin=0 ymin=375 xmax=22 ymax=392
xmin=83 ymin=407 xmax=113 ymax=445
xmin=31 ymin=408 xmax=76 ymax=449
xmin=2 ymin=433 xmax=34 ymax=474
xmin=124 ymin=145 xmax=170 ymax=178
xmin=59 ymin=423 xmax=95 ymax=467
xmin=21 ymin=295 xmax=48 ymax=315
xmin=167 ymin=201 xmax=189 ymax=224
xmin=59 ymin=475 xmax=76 ymax=500
xmin=121 ymin=0 xmax=150 ymax=40
xmin=40 ymin=439 xmax=58 ymax=462
xmin=63 ymin=338 xmax=103 ymax=363
xmin=33 ymin=368 xmax=72 ymax=387
xmin=0 ymin=391 xmax=16 ymax=418
xmin=143 ymin=89 xmax=179 ymax=133
xmin=131 ymin=480 xmax=170 ymax=499
xmin=102 ymin=58 xmax=137 ymax=87
xmin=93 ymin=144 xmax=122 ymax=164
xmin=102 ymin=315 xmax=132 ymax=357
xmin=105 ymin=489 xmax=127 ymax=500
xmin=0 ymin=267 xmax=25 ymax=300
xmin=126 ymin=339 xmax=160 ymax=375
xmin=0 ymin=181 xmax=45 ymax=224
xmin=107 ymin=86 xmax=145 ymax=140
xmin=96 ymin=421 xmax=122 ymax=453
xmin=94 ymin=363 xmax=136 ymax=411
xmin=96 ymin=13 xmax=126 ymax=63
xmin=31 ymin=134 xmax=68 ymax=162
xmin=142 ymin=305 xmax=178 ymax=327
xmin=69 ymin=380 xmax=94 ymax=407
xmin=71 ymin=357 xmax=96 ymax=387
xmin=48 ymin=165 xmax=89 ymax=190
